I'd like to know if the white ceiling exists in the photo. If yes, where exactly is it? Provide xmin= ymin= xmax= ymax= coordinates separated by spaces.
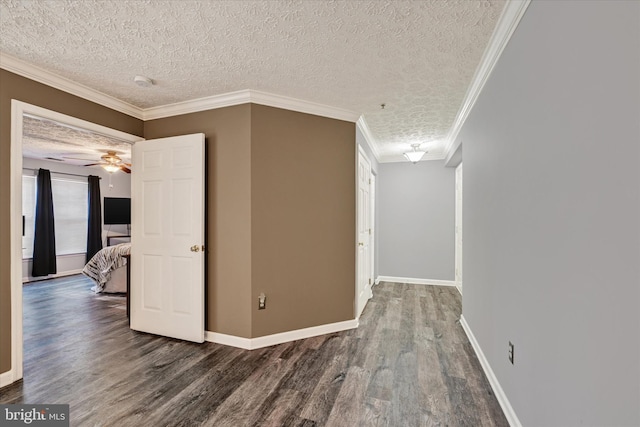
xmin=0 ymin=0 xmax=506 ymax=162
xmin=22 ymin=115 xmax=132 ymax=165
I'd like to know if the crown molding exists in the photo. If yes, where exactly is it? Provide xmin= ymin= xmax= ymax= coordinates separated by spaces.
xmin=142 ymin=88 xmax=360 ymax=122
xmin=142 ymin=89 xmax=251 ymax=120
xmin=444 ymin=140 xmax=463 ymax=168
xmin=248 ymin=90 xmax=360 ymax=123
xmin=443 ymin=0 xmax=531 ymax=160
xmin=0 ymin=52 xmax=144 ymax=120
xmin=0 ymin=52 xmax=360 ymax=123
xmin=356 ymin=116 xmax=382 ymax=163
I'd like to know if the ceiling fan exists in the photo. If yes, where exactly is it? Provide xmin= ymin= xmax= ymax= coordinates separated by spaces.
xmin=65 ymin=150 xmax=131 ymax=174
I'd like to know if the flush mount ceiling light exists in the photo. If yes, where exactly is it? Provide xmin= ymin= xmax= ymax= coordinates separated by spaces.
xmin=403 ymin=144 xmax=427 ymax=164
xmin=134 ymin=75 xmax=154 ymax=87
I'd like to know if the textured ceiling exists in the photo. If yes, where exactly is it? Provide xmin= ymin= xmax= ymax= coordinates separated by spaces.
xmin=0 ymin=0 xmax=505 ymax=162
xmin=22 ymin=115 xmax=132 ymax=166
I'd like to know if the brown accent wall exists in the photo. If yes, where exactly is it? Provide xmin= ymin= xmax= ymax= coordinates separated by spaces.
xmin=1 ymin=70 xmax=356 ymax=376
xmin=0 ymin=69 xmax=143 ymax=374
xmin=250 ymin=104 xmax=355 ymax=337
xmin=143 ymin=105 xmax=253 ymax=338
xmin=144 ymin=104 xmax=356 ymax=338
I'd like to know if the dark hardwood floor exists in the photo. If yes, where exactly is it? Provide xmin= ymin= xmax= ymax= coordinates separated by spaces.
xmin=0 ymin=275 xmax=508 ymax=426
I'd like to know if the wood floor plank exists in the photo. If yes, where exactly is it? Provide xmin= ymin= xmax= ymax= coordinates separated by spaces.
xmin=417 ymin=334 xmax=451 ymax=426
xmin=383 ymin=296 xmax=403 ymax=331
xmin=72 ymin=341 xmax=226 ymax=425
xmin=443 ymin=375 xmax=483 ymax=427
xmin=389 ymin=349 xmax=423 ymax=426
xmin=324 ymin=366 xmax=370 ymax=427
xmin=0 ymin=275 xmax=509 ymax=426
xmin=277 ymin=335 xmax=344 ymax=398
xmin=364 ymin=326 xmax=396 ymax=402
xmin=136 ymin=348 xmax=270 ymax=426
xmin=203 ymin=357 xmax=296 ymax=426
xmin=457 ymin=342 xmax=510 ymax=427
xmin=361 ymin=396 xmax=391 ymax=427
xmin=299 ymin=336 xmax=353 ymax=423
xmin=250 ymin=388 xmax=304 ymax=427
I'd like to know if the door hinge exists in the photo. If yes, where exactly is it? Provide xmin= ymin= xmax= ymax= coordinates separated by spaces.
xmin=369 ymin=178 xmax=371 ymax=184
xmin=368 ymin=278 xmax=371 ymax=285
xmin=368 ymin=228 xmax=372 ymax=235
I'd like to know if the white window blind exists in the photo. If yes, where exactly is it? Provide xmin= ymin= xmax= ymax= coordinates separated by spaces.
xmin=51 ymin=177 xmax=88 ymax=255
xmin=22 ymin=174 xmax=89 ymax=259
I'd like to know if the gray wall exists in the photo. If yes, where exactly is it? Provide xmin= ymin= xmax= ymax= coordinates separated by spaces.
xmin=460 ymin=1 xmax=639 ymax=425
xmin=378 ymin=161 xmax=455 ymax=280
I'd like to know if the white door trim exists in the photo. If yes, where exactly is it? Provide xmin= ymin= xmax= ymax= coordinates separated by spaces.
xmin=455 ymin=163 xmax=463 ymax=295
xmin=7 ymin=100 xmax=143 ymax=386
xmin=369 ymin=173 xmax=376 ymax=291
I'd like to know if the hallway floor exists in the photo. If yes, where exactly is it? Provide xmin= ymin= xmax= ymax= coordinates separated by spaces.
xmin=0 ymin=276 xmax=507 ymax=426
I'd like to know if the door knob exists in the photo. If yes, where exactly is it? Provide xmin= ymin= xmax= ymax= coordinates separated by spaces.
xmin=190 ymin=245 xmax=200 ymax=252
xmin=358 ymin=242 xmax=364 ymax=246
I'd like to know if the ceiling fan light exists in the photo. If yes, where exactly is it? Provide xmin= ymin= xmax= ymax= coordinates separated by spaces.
xmin=403 ymin=150 xmax=426 ymax=163
xmin=102 ymin=164 xmax=120 ymax=173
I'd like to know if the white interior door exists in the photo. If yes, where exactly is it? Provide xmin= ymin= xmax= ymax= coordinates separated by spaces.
xmin=356 ymin=148 xmax=372 ymax=318
xmin=131 ymin=133 xmax=205 ymax=343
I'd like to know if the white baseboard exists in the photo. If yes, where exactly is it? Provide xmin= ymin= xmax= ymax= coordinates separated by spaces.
xmin=459 ymin=315 xmax=521 ymax=427
xmin=0 ymin=369 xmax=16 ymax=389
xmin=455 ymin=282 xmax=463 ymax=295
xmin=205 ymin=319 xmax=359 ymax=350
xmin=23 ymin=268 xmax=84 ymax=283
xmin=376 ymin=276 xmax=457 ymax=287
xmin=205 ymin=331 xmax=252 ymax=349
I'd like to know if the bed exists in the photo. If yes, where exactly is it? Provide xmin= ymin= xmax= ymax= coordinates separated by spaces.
xmin=83 ymin=243 xmax=131 ymax=293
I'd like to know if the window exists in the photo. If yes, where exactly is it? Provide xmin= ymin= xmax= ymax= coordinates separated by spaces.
xmin=22 ymin=174 xmax=89 ymax=259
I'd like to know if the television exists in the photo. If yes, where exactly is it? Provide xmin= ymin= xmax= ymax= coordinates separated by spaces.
xmin=104 ymin=197 xmax=131 ymax=225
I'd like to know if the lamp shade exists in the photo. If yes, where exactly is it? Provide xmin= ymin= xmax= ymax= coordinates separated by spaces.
xmin=102 ymin=164 xmax=120 ymax=173
xmin=403 ymin=150 xmax=426 ymax=163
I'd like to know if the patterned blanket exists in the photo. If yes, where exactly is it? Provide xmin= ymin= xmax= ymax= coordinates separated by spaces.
xmin=83 ymin=243 xmax=131 ymax=293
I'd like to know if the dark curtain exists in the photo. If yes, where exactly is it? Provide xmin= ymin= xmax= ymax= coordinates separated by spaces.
xmin=32 ymin=168 xmax=57 ymax=277
xmin=86 ymin=175 xmax=103 ymax=262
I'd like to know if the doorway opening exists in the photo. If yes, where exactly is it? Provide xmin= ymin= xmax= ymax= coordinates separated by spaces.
xmin=7 ymin=100 xmax=143 ymax=386
xmin=356 ymin=145 xmax=374 ymax=318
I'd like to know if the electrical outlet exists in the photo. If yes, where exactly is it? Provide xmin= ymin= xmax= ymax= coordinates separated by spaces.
xmin=258 ymin=293 xmax=266 ymax=310
xmin=508 ymin=341 xmax=514 ymax=365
